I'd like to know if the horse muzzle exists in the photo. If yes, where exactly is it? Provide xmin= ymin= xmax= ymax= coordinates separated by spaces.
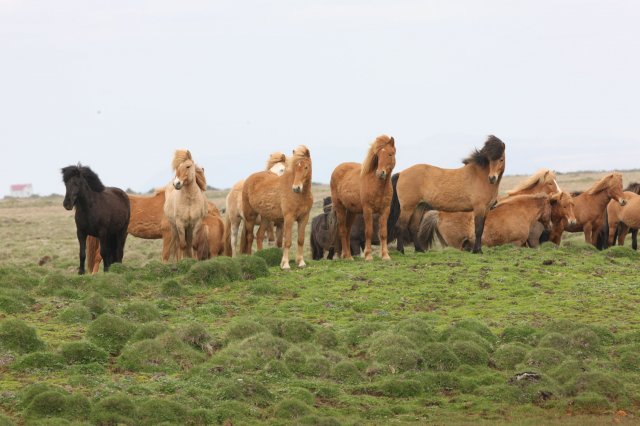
xmin=377 ymin=170 xmax=387 ymax=180
xmin=292 ymin=185 xmax=303 ymax=193
xmin=488 ymin=175 xmax=498 ymax=185
xmin=173 ymin=179 xmax=183 ymax=190
xmin=63 ymin=200 xmax=73 ymax=211
xmin=568 ymin=219 xmax=577 ymax=226
xmin=619 ymin=198 xmax=627 ymax=206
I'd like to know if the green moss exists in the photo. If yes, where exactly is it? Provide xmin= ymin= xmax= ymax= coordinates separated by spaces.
xmin=0 ymin=414 xmax=14 ymax=426
xmin=304 ymin=356 xmax=331 ymax=378
xmin=254 ymin=248 xmax=283 ymax=267
xmin=419 ymin=371 xmax=462 ymax=394
xmin=24 ymin=391 xmax=90 ymax=421
xmin=314 ymin=328 xmax=339 ymax=349
xmin=618 ymin=351 xmax=640 ymax=372
xmin=538 ymin=332 xmax=571 ymax=353
xmin=379 ymin=378 xmax=423 ymax=398
xmin=491 ymin=344 xmax=527 ymax=371
xmin=86 ymin=314 xmax=136 ymax=355
xmin=371 ymin=346 xmax=421 ymax=373
xmin=185 ymin=408 xmax=216 ymax=426
xmin=571 ymin=392 xmax=612 ymax=414
xmin=121 ymin=302 xmax=161 ymax=323
xmin=119 ymin=333 xmax=205 ymax=373
xmin=280 ymin=318 xmax=315 ymax=343
xmin=273 ymin=398 xmax=312 ymax=419
xmin=235 ymin=255 xmax=269 ymax=279
xmin=344 ymin=322 xmax=385 ymax=347
xmin=177 ymin=323 xmax=212 ymax=351
xmin=89 ymin=394 xmax=137 ymax=425
xmin=524 ymin=348 xmax=566 ymax=370
xmin=565 ymin=371 xmax=625 ymax=401
xmin=0 ymin=319 xmax=45 ymax=354
xmin=284 ymin=347 xmax=307 ymax=374
xmin=136 ymin=398 xmax=187 ymax=426
xmin=287 ymin=387 xmax=315 ymax=406
xmin=450 ymin=318 xmax=497 ymax=344
xmin=331 ymin=360 xmax=363 ymax=383
xmin=550 ymin=360 xmax=585 ymax=385
xmin=141 ymin=260 xmax=173 ymax=281
xmin=262 ymin=360 xmax=292 ymax=378
xmin=92 ymin=274 xmax=131 ymax=299
xmin=421 ymin=342 xmax=460 ymax=371
xmin=604 ymin=245 xmax=639 ymax=259
xmin=569 ymin=327 xmax=601 ymax=357
xmin=450 ymin=341 xmax=489 ymax=366
xmin=11 ymin=352 xmax=65 ymax=372
xmin=0 ymin=289 xmax=33 ymax=313
xmin=225 ymin=318 xmax=268 ymax=341
xmin=82 ymin=293 xmax=108 ymax=315
xmin=445 ymin=329 xmax=493 ymax=352
xmin=299 ymin=416 xmax=341 ymax=426
xmin=500 ymin=325 xmax=540 ymax=346
xmin=131 ymin=322 xmax=168 ymax=342
xmin=394 ymin=318 xmax=436 ymax=343
xmin=175 ymin=257 xmax=198 ymax=273
xmin=58 ymin=304 xmax=92 ymax=324
xmin=184 ymin=257 xmax=242 ymax=287
xmin=59 ymin=341 xmax=108 ymax=365
xmin=161 ymin=279 xmax=185 ymax=297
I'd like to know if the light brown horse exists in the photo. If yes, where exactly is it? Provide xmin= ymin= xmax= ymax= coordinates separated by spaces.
xmin=541 ymin=191 xmax=577 ymax=245
xmin=563 ymin=173 xmax=627 ymax=246
xmin=603 ymin=183 xmax=640 ymax=249
xmin=194 ymin=202 xmax=225 ymax=259
xmin=389 ymin=135 xmax=505 ymax=254
xmin=505 ymin=169 xmax=561 ymax=198
xmin=330 ymin=135 xmax=396 ymax=261
xmin=224 ymin=152 xmax=285 ymax=257
xmin=242 ymin=146 xmax=313 ymax=269
xmin=418 ymin=193 xmax=554 ymax=249
xmin=164 ymin=150 xmax=208 ymax=261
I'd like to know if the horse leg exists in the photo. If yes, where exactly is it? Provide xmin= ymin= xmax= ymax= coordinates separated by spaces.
xmin=617 ymin=223 xmax=629 ymax=246
xmin=280 ymin=215 xmax=293 ymax=270
xmin=343 ymin=212 xmax=357 ymax=260
xmin=244 ymin=215 xmax=256 ymax=255
xmin=230 ymin=218 xmax=240 ymax=257
xmin=583 ymin=223 xmax=593 ymax=246
xmin=99 ymin=236 xmax=112 ymax=272
xmin=363 ymin=206 xmax=374 ymax=261
xmin=77 ymin=230 xmax=87 ymax=275
xmin=296 ymin=213 xmax=310 ymax=268
xmin=379 ymin=208 xmax=391 ymax=260
xmin=115 ymin=231 xmax=127 ymax=263
xmin=256 ymin=218 xmax=270 ymax=251
xmin=395 ymin=204 xmax=416 ymax=255
xmin=333 ymin=200 xmax=352 ymax=260
xmin=472 ymin=213 xmax=486 ymax=254
xmin=276 ymin=223 xmax=283 ymax=248
xmin=632 ymin=229 xmax=638 ymax=250
xmin=267 ymin=221 xmax=276 ymax=246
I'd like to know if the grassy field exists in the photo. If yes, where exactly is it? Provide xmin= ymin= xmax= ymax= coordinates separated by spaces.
xmin=1 ymin=170 xmax=640 ymax=425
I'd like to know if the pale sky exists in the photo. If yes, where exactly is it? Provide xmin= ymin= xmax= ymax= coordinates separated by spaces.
xmin=1 ymin=1 xmax=639 ymax=197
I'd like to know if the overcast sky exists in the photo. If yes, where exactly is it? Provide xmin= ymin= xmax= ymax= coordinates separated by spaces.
xmin=1 ymin=1 xmax=639 ymax=197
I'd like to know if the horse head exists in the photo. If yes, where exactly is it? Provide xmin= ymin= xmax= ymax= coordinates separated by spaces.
xmin=551 ymin=192 xmax=577 ymax=227
xmin=375 ymin=136 xmax=396 ymax=180
xmin=61 ymin=164 xmax=105 ymax=210
xmin=463 ymin=135 xmax=505 ymax=185
xmin=290 ymin=146 xmax=312 ymax=193
xmin=539 ymin=195 xmax=553 ymax=230
xmin=607 ymin=173 xmax=627 ymax=206
xmin=173 ymin=159 xmax=196 ymax=190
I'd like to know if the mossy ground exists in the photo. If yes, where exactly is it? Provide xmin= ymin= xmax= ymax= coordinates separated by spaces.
xmin=1 ymin=197 xmax=640 ymax=424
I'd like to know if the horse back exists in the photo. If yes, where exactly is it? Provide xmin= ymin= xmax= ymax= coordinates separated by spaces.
xmin=330 ymin=162 xmax=363 ymax=213
xmin=243 ymin=171 xmax=282 ymax=221
xmin=128 ymin=191 xmax=166 ymax=239
xmin=397 ymin=164 xmax=474 ymax=212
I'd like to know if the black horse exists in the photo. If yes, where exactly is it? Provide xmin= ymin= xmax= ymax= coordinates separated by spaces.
xmin=310 ymin=196 xmax=381 ymax=260
xmin=62 ymin=165 xmax=130 ymax=274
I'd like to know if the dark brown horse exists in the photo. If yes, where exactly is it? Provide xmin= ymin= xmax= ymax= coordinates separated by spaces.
xmin=389 ymin=135 xmax=506 ymax=254
xmin=62 ymin=165 xmax=130 ymax=274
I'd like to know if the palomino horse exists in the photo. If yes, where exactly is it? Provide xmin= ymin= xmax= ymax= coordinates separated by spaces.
xmin=194 ymin=202 xmax=226 ymax=259
xmin=330 ymin=135 xmax=396 ymax=261
xmin=418 ymin=193 xmax=554 ymax=249
xmin=224 ymin=152 xmax=285 ymax=257
xmin=62 ymin=165 xmax=130 ymax=274
xmin=242 ymin=146 xmax=313 ymax=269
xmin=164 ymin=150 xmax=208 ymax=260
xmin=389 ymin=135 xmax=506 ymax=254
xmin=603 ymin=183 xmax=640 ymax=249
xmin=563 ymin=173 xmax=627 ymax=246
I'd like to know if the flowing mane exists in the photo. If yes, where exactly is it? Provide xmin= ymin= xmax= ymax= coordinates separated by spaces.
xmin=266 ymin=152 xmax=286 ymax=170
xmin=625 ymin=182 xmax=640 ymax=194
xmin=462 ymin=135 xmax=505 ymax=167
xmin=61 ymin=164 xmax=105 ymax=192
xmin=495 ymin=192 xmax=548 ymax=208
xmin=361 ymin=135 xmax=394 ymax=176
xmin=586 ymin=173 xmax=619 ymax=195
xmin=507 ymin=169 xmax=556 ymax=196
xmin=171 ymin=149 xmax=206 ymax=191
xmin=286 ymin=145 xmax=311 ymax=170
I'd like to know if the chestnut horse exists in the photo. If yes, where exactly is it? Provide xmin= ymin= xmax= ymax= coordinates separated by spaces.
xmin=242 ymin=146 xmax=313 ymax=269
xmin=539 ymin=191 xmax=577 ymax=245
xmin=330 ymin=135 xmax=396 ymax=261
xmin=418 ymin=193 xmax=554 ymax=249
xmin=224 ymin=152 xmax=285 ymax=257
xmin=62 ymin=165 xmax=130 ymax=274
xmin=603 ymin=183 xmax=640 ymax=249
xmin=389 ymin=135 xmax=505 ymax=254
xmin=563 ymin=173 xmax=627 ymax=246
xmin=164 ymin=150 xmax=208 ymax=260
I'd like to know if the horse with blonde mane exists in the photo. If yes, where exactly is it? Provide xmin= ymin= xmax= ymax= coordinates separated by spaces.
xmin=164 ymin=150 xmax=208 ymax=260
xmin=388 ymin=135 xmax=505 ymax=254
xmin=242 ymin=146 xmax=313 ymax=269
xmin=418 ymin=193 xmax=556 ymax=249
xmin=564 ymin=173 xmax=626 ymax=246
xmin=330 ymin=135 xmax=396 ymax=261
xmin=223 ymin=152 xmax=286 ymax=257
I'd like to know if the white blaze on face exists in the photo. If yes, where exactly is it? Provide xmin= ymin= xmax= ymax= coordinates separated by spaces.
xmin=553 ymin=179 xmax=561 ymax=193
xmin=270 ymin=163 xmax=285 ymax=176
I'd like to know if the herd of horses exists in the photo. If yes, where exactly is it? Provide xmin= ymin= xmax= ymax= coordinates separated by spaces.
xmin=61 ymin=135 xmax=640 ymax=274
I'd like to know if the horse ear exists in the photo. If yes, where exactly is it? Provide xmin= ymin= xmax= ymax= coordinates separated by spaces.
xmin=550 ymin=193 xmax=560 ymax=205
xmin=187 ymin=150 xmax=192 ymax=160
xmin=389 ymin=137 xmax=395 ymax=147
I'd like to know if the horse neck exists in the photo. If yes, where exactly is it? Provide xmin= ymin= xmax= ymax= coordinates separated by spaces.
xmin=467 ymin=163 xmax=500 ymax=197
xmin=179 ymin=180 xmax=203 ymax=201
xmin=583 ymin=189 xmax=613 ymax=211
xmin=361 ymin=168 xmax=389 ymax=188
xmin=75 ymin=181 xmax=96 ymax=211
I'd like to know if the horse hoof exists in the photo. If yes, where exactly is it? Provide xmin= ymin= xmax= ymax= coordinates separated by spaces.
xmin=297 ymin=261 xmax=307 ymax=269
xmin=364 ymin=255 xmax=373 ymax=261
xmin=280 ymin=262 xmax=291 ymax=270
xmin=472 ymin=249 xmax=483 ymax=254
xmin=382 ymin=255 xmax=391 ymax=261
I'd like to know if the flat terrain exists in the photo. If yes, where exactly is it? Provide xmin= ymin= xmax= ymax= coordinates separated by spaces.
xmin=0 ymin=170 xmax=639 ymax=425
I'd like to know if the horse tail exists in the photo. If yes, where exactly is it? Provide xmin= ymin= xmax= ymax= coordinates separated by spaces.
xmin=327 ymin=209 xmax=339 ymax=249
xmin=387 ymin=172 xmax=401 ymax=243
xmin=195 ymin=225 xmax=211 ymax=260
xmin=86 ymin=235 xmax=101 ymax=274
xmin=417 ymin=210 xmax=443 ymax=250
xmin=239 ymin=220 xmax=248 ymax=254
xmin=600 ymin=209 xmax=610 ymax=250
xmin=223 ymin=213 xmax=232 ymax=256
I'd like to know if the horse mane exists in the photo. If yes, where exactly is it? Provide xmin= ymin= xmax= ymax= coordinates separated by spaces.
xmin=195 ymin=165 xmax=207 ymax=191
xmin=571 ymin=191 xmax=583 ymax=197
xmin=495 ymin=192 xmax=548 ymax=207
xmin=61 ymin=164 xmax=105 ymax=192
xmin=266 ymin=152 xmax=286 ymax=170
xmin=624 ymin=182 xmax=640 ymax=194
xmin=586 ymin=173 xmax=618 ymax=195
xmin=506 ymin=169 xmax=555 ymax=195
xmin=462 ymin=135 xmax=505 ymax=167
xmin=286 ymin=145 xmax=311 ymax=169
xmin=361 ymin=135 xmax=394 ymax=176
